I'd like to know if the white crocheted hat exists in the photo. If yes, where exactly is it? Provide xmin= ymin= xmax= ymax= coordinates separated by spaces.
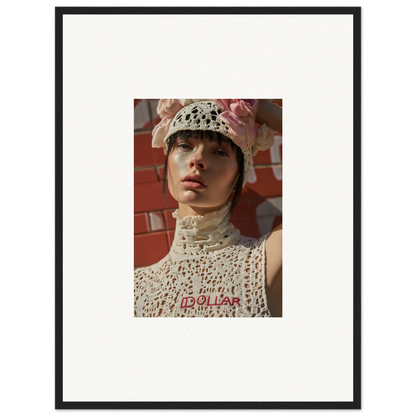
xmin=151 ymin=99 xmax=275 ymax=186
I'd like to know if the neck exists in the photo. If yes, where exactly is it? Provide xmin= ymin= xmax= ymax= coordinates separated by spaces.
xmin=170 ymin=203 xmax=240 ymax=255
xmin=177 ymin=202 xmax=229 ymax=218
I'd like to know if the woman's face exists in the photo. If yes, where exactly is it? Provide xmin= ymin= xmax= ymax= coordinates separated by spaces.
xmin=167 ymin=133 xmax=239 ymax=216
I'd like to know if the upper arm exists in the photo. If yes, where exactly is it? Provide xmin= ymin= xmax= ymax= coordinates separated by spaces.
xmin=256 ymin=99 xmax=282 ymax=134
xmin=264 ymin=226 xmax=283 ymax=317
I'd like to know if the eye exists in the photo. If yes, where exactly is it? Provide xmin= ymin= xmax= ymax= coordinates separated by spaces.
xmin=177 ymin=143 xmax=191 ymax=150
xmin=215 ymin=149 xmax=229 ymax=157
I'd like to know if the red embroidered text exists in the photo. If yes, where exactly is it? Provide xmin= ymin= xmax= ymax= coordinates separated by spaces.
xmin=180 ymin=295 xmax=241 ymax=309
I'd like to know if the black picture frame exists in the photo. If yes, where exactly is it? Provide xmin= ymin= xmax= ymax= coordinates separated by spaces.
xmin=56 ymin=6 xmax=361 ymax=409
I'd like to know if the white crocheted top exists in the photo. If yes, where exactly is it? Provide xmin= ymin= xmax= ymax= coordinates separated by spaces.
xmin=134 ymin=205 xmax=271 ymax=317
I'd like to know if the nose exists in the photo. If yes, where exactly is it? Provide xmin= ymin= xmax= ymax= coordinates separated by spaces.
xmin=189 ymin=148 xmax=207 ymax=170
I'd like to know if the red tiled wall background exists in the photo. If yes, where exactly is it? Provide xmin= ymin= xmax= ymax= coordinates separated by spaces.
xmin=134 ymin=99 xmax=282 ymax=268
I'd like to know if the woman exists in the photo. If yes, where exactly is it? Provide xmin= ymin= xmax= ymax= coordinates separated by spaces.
xmin=134 ymin=99 xmax=282 ymax=317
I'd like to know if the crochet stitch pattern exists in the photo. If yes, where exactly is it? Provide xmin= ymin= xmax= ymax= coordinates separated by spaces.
xmin=169 ymin=101 xmax=233 ymax=140
xmin=134 ymin=204 xmax=271 ymax=317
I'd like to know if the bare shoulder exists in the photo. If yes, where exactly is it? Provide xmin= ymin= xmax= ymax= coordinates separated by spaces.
xmin=265 ymin=225 xmax=282 ymax=262
xmin=265 ymin=225 xmax=282 ymax=280
xmin=264 ymin=225 xmax=283 ymax=317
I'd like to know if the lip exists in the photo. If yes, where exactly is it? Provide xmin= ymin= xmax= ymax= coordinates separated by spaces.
xmin=181 ymin=173 xmax=207 ymax=188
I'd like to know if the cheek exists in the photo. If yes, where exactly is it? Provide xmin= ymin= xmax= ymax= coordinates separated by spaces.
xmin=170 ymin=151 xmax=189 ymax=179
xmin=166 ymin=152 xmax=189 ymax=196
xmin=216 ymin=161 xmax=239 ymax=187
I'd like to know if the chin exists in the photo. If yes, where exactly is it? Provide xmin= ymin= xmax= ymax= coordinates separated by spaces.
xmin=172 ymin=192 xmax=224 ymax=209
xmin=178 ymin=195 xmax=212 ymax=207
xmin=168 ymin=183 xmax=231 ymax=210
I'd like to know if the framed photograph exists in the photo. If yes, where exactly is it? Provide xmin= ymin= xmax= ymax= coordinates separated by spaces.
xmin=56 ymin=7 xmax=360 ymax=409
xmin=133 ymin=98 xmax=283 ymax=317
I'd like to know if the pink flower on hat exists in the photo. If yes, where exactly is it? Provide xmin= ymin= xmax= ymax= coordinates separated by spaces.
xmin=151 ymin=99 xmax=184 ymax=148
xmin=216 ymin=99 xmax=259 ymax=149
xmin=157 ymin=99 xmax=183 ymax=118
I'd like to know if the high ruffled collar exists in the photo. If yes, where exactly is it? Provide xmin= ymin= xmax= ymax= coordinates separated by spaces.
xmin=170 ymin=204 xmax=240 ymax=255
